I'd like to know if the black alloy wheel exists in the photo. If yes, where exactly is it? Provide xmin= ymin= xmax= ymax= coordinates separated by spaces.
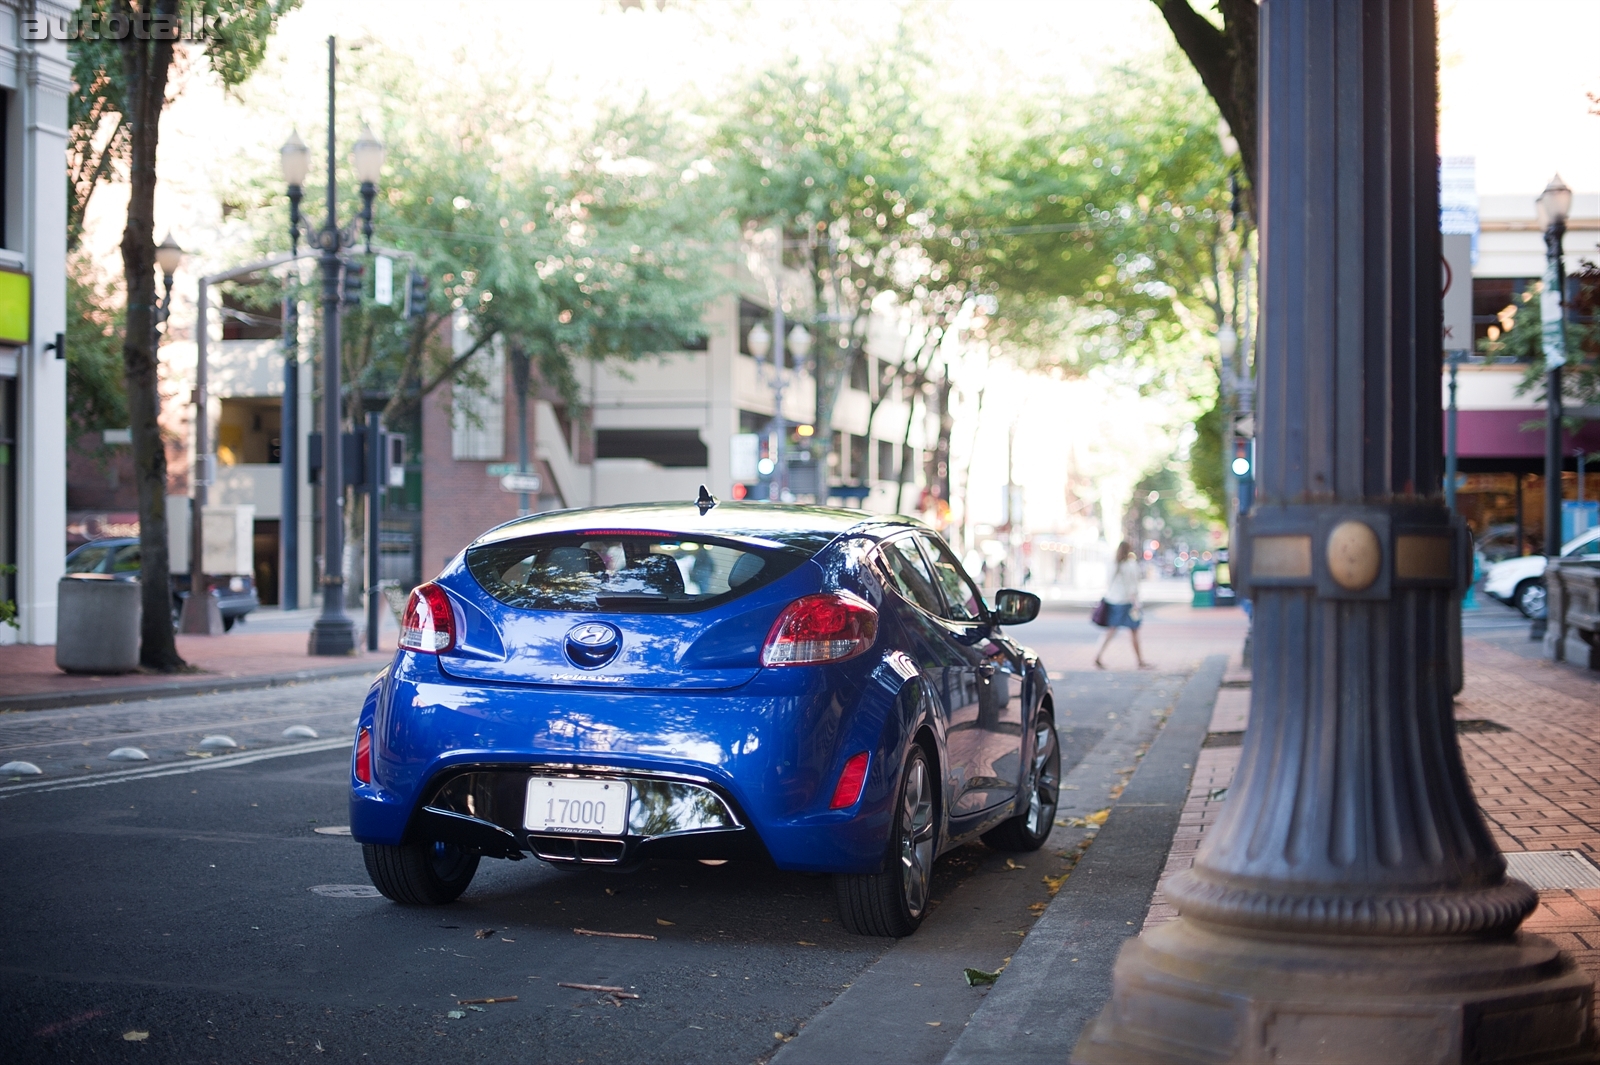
xmin=834 ymin=745 xmax=937 ymax=937
xmin=363 ymin=840 xmax=481 ymax=905
xmin=981 ymin=711 xmax=1060 ymax=852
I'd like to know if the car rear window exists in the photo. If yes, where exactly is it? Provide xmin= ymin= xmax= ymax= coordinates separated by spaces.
xmin=466 ymin=533 xmax=811 ymax=613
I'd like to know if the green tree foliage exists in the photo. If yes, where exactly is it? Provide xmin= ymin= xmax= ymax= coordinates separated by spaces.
xmin=71 ymin=0 xmax=298 ymax=670
xmin=65 ymin=261 xmax=128 ymax=435
xmin=967 ymin=60 xmax=1244 ymax=371
xmin=1478 ymin=265 xmax=1600 ymax=417
xmin=715 ymin=50 xmax=953 ymax=474
xmin=1188 ymin=394 xmax=1225 ymax=522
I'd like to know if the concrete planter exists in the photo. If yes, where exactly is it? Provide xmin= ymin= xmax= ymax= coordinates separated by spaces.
xmin=1548 ymin=559 xmax=1600 ymax=670
xmin=56 ymin=575 xmax=141 ymax=674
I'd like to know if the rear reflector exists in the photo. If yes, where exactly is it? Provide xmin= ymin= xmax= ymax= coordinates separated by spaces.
xmin=761 ymin=592 xmax=878 ymax=667
xmin=830 ymin=751 xmax=870 ymax=809
xmin=354 ymin=728 xmax=372 ymax=784
xmin=399 ymin=582 xmax=455 ymax=653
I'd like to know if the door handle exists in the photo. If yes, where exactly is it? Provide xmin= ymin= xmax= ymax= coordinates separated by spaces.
xmin=976 ymin=661 xmax=997 ymax=679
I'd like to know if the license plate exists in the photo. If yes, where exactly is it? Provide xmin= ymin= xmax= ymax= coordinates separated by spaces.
xmin=525 ymin=777 xmax=628 ymax=836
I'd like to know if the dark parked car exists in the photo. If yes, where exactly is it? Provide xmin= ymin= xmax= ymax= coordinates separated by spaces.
xmin=351 ymin=500 xmax=1058 ymax=938
xmin=64 ymin=537 xmax=259 ymax=631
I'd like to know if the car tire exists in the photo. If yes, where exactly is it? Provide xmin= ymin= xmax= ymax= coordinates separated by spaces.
xmin=362 ymin=841 xmax=480 ymax=905
xmin=222 ymin=615 xmax=235 ymax=633
xmin=982 ymin=711 xmax=1061 ymax=853
xmin=1514 ymin=579 xmax=1548 ymax=620
xmin=834 ymin=745 xmax=935 ymax=938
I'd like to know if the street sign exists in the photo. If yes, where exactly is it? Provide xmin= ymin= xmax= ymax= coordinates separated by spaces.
xmin=1441 ymin=233 xmax=1472 ymax=354
xmin=499 ymin=472 xmax=542 ymax=494
xmin=485 ymin=462 xmax=518 ymax=476
xmin=374 ymin=255 xmax=393 ymax=306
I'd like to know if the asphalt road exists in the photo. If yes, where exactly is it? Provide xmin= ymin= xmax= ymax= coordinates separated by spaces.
xmin=0 ymin=611 xmax=1193 ymax=1064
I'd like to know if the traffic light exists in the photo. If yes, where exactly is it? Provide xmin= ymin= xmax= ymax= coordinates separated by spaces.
xmin=1231 ymin=438 xmax=1252 ymax=478
xmin=342 ymin=260 xmax=365 ymax=306
xmin=406 ymin=271 xmax=430 ymax=320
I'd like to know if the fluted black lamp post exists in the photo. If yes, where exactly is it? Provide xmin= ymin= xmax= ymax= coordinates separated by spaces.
xmin=1076 ymin=3 xmax=1593 ymax=1061
xmin=281 ymin=36 xmax=386 ymax=656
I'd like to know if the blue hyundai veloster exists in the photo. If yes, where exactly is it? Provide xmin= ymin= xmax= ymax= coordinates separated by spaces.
xmin=351 ymin=496 xmax=1057 ymax=936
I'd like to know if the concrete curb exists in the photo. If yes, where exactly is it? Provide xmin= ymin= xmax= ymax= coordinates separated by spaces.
xmin=941 ymin=654 xmax=1227 ymax=1065
xmin=0 ymin=661 xmax=384 ymax=713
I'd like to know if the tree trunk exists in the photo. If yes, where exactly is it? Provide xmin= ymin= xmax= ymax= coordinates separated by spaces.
xmin=119 ymin=0 xmax=182 ymax=671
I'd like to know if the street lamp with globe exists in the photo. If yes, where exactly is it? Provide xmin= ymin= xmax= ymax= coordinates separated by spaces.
xmin=281 ymin=37 xmax=386 ymax=656
xmin=1533 ymin=174 xmax=1571 ymax=637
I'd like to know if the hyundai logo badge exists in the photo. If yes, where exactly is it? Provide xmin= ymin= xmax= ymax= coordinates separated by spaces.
xmin=565 ymin=622 xmax=621 ymax=668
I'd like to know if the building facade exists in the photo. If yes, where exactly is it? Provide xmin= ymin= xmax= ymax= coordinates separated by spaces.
xmin=1453 ymin=190 xmax=1600 ymax=551
xmin=0 ymin=2 xmax=70 ymax=645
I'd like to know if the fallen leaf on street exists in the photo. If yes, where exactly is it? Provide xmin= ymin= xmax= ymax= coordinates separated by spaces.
xmin=1029 ymin=901 xmax=1047 ymax=915
xmin=797 ymin=940 xmax=817 ymax=946
xmin=123 ymin=1031 xmax=149 ymax=1042
xmin=927 ymin=1021 xmax=942 ymax=1026
xmin=573 ymin=928 xmax=656 ymax=941
xmin=1004 ymin=859 xmax=1025 ymax=870
xmin=963 ymin=968 xmax=1000 ymax=987
xmin=474 ymin=928 xmax=495 ymax=939
xmin=656 ymin=918 xmax=675 ymax=926
xmin=457 ymin=996 xmax=518 ymax=1005
xmin=446 ymin=1010 xmax=465 ymax=1020
xmin=1043 ymin=872 xmax=1070 ymax=896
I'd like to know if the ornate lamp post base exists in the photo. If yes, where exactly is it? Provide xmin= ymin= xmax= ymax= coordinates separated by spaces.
xmin=308 ymin=612 xmax=357 ymax=656
xmin=1076 ymin=918 xmax=1593 ymax=1063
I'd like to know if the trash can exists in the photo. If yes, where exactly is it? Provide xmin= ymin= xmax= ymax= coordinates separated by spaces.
xmin=1190 ymin=563 xmax=1216 ymax=608
xmin=57 ymin=574 xmax=142 ymax=674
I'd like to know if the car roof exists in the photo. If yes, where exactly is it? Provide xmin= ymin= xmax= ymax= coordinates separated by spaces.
xmin=471 ymin=501 xmax=926 ymax=551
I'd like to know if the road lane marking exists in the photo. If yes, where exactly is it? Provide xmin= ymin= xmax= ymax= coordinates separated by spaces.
xmin=0 ymin=737 xmax=350 ymax=798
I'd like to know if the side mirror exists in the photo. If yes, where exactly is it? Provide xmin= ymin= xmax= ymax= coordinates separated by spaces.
xmin=992 ymin=588 xmax=1040 ymax=626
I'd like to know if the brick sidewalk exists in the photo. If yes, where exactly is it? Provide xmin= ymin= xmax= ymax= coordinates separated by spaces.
xmin=0 ymin=632 xmax=390 ymax=710
xmin=1144 ymin=636 xmax=1600 ymax=1001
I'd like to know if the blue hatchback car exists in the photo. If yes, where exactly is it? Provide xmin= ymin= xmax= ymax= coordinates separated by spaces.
xmin=351 ymin=498 xmax=1057 ymax=936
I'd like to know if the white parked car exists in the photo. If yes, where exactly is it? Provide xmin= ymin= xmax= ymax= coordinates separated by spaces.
xmin=1483 ymin=526 xmax=1600 ymax=618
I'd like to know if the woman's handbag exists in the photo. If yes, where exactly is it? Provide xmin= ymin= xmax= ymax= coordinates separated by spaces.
xmin=1090 ymin=598 xmax=1110 ymax=627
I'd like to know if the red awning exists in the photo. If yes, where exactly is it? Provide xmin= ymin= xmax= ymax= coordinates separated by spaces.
xmin=1449 ymin=410 xmax=1600 ymax=459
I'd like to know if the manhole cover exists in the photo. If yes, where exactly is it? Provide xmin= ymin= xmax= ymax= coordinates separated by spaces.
xmin=1456 ymin=719 xmax=1512 ymax=734
xmin=1504 ymin=851 xmax=1600 ymax=890
xmin=310 ymin=884 xmax=382 ymax=898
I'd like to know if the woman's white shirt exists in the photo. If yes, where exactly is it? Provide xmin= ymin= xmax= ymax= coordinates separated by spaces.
xmin=1105 ymin=558 xmax=1141 ymax=605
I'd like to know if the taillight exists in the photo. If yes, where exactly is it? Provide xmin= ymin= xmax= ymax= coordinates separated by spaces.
xmin=354 ymin=728 xmax=372 ymax=784
xmin=830 ymin=752 xmax=870 ymax=809
xmin=399 ymin=582 xmax=455 ymax=653
xmin=762 ymin=592 xmax=878 ymax=667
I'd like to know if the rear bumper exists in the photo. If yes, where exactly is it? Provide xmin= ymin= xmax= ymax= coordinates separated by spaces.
xmin=405 ymin=766 xmax=771 ymax=867
xmin=349 ymin=651 xmax=916 ymax=874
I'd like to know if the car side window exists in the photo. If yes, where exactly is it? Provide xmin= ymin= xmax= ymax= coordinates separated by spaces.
xmin=66 ymin=544 xmax=111 ymax=574
xmin=111 ymin=545 xmax=142 ymax=573
xmin=918 ymin=534 xmax=986 ymax=623
xmin=1571 ymin=536 xmax=1600 ymax=558
xmin=881 ymin=537 xmax=944 ymax=615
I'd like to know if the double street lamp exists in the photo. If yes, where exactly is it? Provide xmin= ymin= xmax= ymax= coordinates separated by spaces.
xmin=746 ymin=318 xmax=812 ymax=500
xmin=280 ymin=36 xmax=386 ymax=656
xmin=1534 ymin=173 xmax=1571 ymax=639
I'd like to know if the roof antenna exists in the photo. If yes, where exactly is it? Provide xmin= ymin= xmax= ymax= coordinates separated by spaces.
xmin=695 ymin=485 xmax=718 ymax=515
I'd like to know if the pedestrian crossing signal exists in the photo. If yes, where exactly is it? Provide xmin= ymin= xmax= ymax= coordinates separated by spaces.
xmin=406 ymin=272 xmax=429 ymax=320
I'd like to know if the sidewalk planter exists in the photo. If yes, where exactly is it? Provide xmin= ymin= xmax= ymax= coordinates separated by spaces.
xmin=56 ymin=574 xmax=141 ymax=674
xmin=1547 ymin=559 xmax=1600 ymax=671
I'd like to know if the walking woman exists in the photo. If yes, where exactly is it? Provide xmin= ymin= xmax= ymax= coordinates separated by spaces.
xmin=1095 ymin=541 xmax=1151 ymax=670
